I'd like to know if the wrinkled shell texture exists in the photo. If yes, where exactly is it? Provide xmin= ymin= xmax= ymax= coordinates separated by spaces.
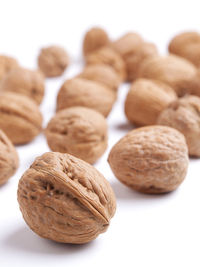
xmin=138 ymin=55 xmax=197 ymax=96
xmin=38 ymin=46 xmax=69 ymax=77
xmin=18 ymin=152 xmax=116 ymax=244
xmin=56 ymin=78 xmax=116 ymax=117
xmin=0 ymin=129 xmax=19 ymax=185
xmin=125 ymin=79 xmax=177 ymax=126
xmin=0 ymin=55 xmax=19 ymax=81
xmin=45 ymin=107 xmax=108 ymax=164
xmin=169 ymin=32 xmax=200 ymax=67
xmin=108 ymin=126 xmax=189 ymax=194
xmin=83 ymin=27 xmax=110 ymax=57
xmin=78 ymin=64 xmax=120 ymax=92
xmin=86 ymin=46 xmax=126 ymax=81
xmin=0 ymin=92 xmax=43 ymax=145
xmin=157 ymin=95 xmax=200 ymax=157
xmin=0 ymin=67 xmax=45 ymax=105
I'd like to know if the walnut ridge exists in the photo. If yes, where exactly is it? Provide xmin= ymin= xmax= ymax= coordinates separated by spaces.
xmin=0 ymin=55 xmax=19 ymax=81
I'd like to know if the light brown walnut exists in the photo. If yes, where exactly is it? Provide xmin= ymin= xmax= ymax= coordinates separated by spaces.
xmin=56 ymin=78 xmax=116 ymax=117
xmin=125 ymin=79 xmax=177 ymax=126
xmin=45 ymin=107 xmax=108 ymax=164
xmin=0 ymin=55 xmax=19 ymax=81
xmin=0 ymin=129 xmax=19 ymax=185
xmin=0 ymin=67 xmax=45 ymax=105
xmin=17 ymin=152 xmax=116 ymax=244
xmin=38 ymin=46 xmax=69 ymax=77
xmin=157 ymin=95 xmax=200 ymax=157
xmin=0 ymin=92 xmax=43 ymax=145
xmin=108 ymin=126 xmax=188 ymax=194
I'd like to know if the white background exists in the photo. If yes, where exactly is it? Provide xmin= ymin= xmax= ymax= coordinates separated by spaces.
xmin=0 ymin=0 xmax=200 ymax=266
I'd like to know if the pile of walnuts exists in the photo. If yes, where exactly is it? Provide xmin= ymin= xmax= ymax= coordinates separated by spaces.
xmin=1 ymin=27 xmax=200 ymax=244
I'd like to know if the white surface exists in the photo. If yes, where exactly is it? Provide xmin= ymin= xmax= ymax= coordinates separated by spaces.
xmin=0 ymin=1 xmax=200 ymax=266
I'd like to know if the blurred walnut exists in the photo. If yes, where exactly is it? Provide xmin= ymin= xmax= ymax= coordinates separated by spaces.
xmin=0 ymin=55 xmax=19 ymax=81
xmin=18 ymin=152 xmax=116 ymax=244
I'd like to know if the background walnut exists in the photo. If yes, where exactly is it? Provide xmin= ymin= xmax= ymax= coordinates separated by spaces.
xmin=0 ymin=129 xmax=19 ymax=185
xmin=56 ymin=78 xmax=116 ymax=117
xmin=0 ymin=92 xmax=43 ymax=145
xmin=18 ymin=152 xmax=116 ymax=244
xmin=83 ymin=27 xmax=110 ymax=57
xmin=45 ymin=107 xmax=108 ymax=164
xmin=78 ymin=64 xmax=120 ymax=92
xmin=38 ymin=45 xmax=69 ymax=77
xmin=0 ymin=55 xmax=19 ymax=81
xmin=108 ymin=126 xmax=188 ymax=194
xmin=125 ymin=79 xmax=177 ymax=126
xmin=157 ymin=95 xmax=200 ymax=157
xmin=0 ymin=67 xmax=45 ymax=105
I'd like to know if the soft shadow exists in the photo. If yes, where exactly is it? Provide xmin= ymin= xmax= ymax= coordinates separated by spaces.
xmin=4 ymin=226 xmax=94 ymax=255
xmin=114 ymin=122 xmax=135 ymax=132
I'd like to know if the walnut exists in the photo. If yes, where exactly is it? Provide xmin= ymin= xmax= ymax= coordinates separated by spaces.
xmin=56 ymin=78 xmax=116 ymax=117
xmin=0 ymin=67 xmax=45 ymax=105
xmin=45 ymin=107 xmax=108 ymax=164
xmin=125 ymin=79 xmax=177 ymax=126
xmin=17 ymin=152 xmax=116 ymax=244
xmin=0 ymin=129 xmax=19 ymax=185
xmin=0 ymin=55 xmax=19 ymax=81
xmin=157 ymin=95 xmax=200 ymax=157
xmin=108 ymin=126 xmax=189 ymax=194
xmin=0 ymin=92 xmax=43 ymax=145
xmin=38 ymin=45 xmax=69 ymax=77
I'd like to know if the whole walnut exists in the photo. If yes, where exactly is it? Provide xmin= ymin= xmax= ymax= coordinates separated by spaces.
xmin=108 ymin=126 xmax=189 ymax=194
xmin=56 ymin=78 xmax=116 ymax=117
xmin=0 ymin=55 xmax=19 ymax=81
xmin=157 ymin=95 xmax=200 ymax=157
xmin=138 ymin=55 xmax=197 ymax=96
xmin=125 ymin=79 xmax=177 ymax=126
xmin=18 ymin=152 xmax=116 ymax=244
xmin=0 ymin=129 xmax=19 ymax=185
xmin=0 ymin=67 xmax=45 ymax=105
xmin=169 ymin=32 xmax=200 ymax=67
xmin=86 ymin=46 xmax=126 ymax=81
xmin=45 ymin=107 xmax=108 ymax=164
xmin=78 ymin=64 xmax=120 ymax=92
xmin=0 ymin=92 xmax=43 ymax=145
xmin=38 ymin=45 xmax=69 ymax=77
xmin=83 ymin=27 xmax=110 ymax=57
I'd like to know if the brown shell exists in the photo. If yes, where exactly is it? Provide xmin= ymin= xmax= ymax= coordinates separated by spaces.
xmin=45 ymin=107 xmax=108 ymax=164
xmin=17 ymin=152 xmax=116 ymax=244
xmin=56 ymin=78 xmax=116 ymax=117
xmin=0 ymin=67 xmax=45 ymax=105
xmin=38 ymin=45 xmax=69 ymax=77
xmin=86 ymin=46 xmax=126 ymax=81
xmin=157 ymin=95 xmax=200 ymax=157
xmin=0 ymin=55 xmax=19 ymax=81
xmin=83 ymin=27 xmax=110 ymax=57
xmin=125 ymin=79 xmax=177 ymax=126
xmin=138 ymin=54 xmax=197 ymax=96
xmin=77 ymin=64 xmax=120 ymax=92
xmin=0 ymin=129 xmax=19 ymax=185
xmin=0 ymin=92 xmax=43 ymax=145
xmin=108 ymin=126 xmax=189 ymax=194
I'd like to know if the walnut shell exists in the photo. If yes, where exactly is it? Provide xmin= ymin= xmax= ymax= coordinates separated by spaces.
xmin=0 ymin=129 xmax=19 ymax=185
xmin=56 ymin=78 xmax=116 ymax=117
xmin=125 ymin=79 xmax=177 ymax=126
xmin=169 ymin=32 xmax=200 ymax=67
xmin=45 ymin=107 xmax=108 ymax=164
xmin=0 ymin=67 xmax=45 ymax=105
xmin=38 ymin=45 xmax=69 ymax=77
xmin=17 ymin=152 xmax=116 ymax=244
xmin=86 ymin=46 xmax=126 ymax=81
xmin=83 ymin=27 xmax=110 ymax=57
xmin=0 ymin=55 xmax=19 ymax=81
xmin=157 ymin=95 xmax=200 ymax=157
xmin=78 ymin=64 xmax=120 ymax=92
xmin=108 ymin=126 xmax=189 ymax=194
xmin=138 ymin=55 xmax=197 ymax=96
xmin=0 ymin=92 xmax=43 ymax=145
